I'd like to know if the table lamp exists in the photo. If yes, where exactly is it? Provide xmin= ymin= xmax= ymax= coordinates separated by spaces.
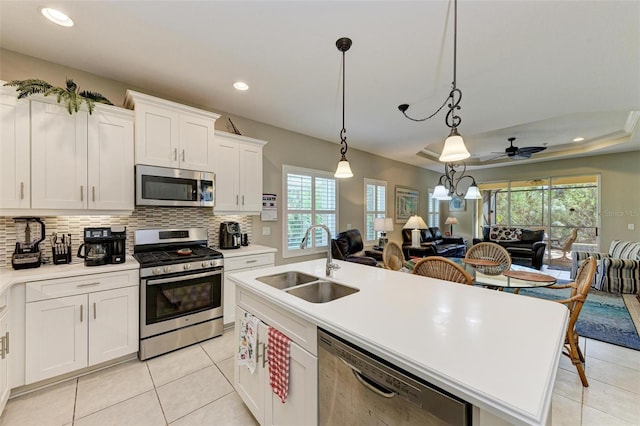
xmin=445 ymin=216 xmax=458 ymax=236
xmin=403 ymin=215 xmax=427 ymax=248
xmin=374 ymin=217 xmax=394 ymax=247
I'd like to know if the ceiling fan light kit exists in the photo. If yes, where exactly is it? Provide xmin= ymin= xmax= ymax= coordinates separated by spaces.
xmin=493 ymin=137 xmax=547 ymax=160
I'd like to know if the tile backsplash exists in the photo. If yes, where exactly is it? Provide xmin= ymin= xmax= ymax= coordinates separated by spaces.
xmin=0 ymin=207 xmax=252 ymax=268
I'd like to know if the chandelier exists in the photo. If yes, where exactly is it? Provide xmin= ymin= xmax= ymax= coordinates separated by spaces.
xmin=432 ymin=162 xmax=481 ymax=200
xmin=334 ymin=37 xmax=354 ymax=178
xmin=397 ymin=0 xmax=470 ymax=163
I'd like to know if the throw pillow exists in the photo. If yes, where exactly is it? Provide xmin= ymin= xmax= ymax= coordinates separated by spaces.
xmin=489 ymin=226 xmax=522 ymax=242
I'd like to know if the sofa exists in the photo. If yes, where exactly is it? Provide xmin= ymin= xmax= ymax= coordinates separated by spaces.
xmin=571 ymin=240 xmax=640 ymax=294
xmin=472 ymin=226 xmax=546 ymax=270
xmin=331 ymin=229 xmax=378 ymax=267
xmin=401 ymin=227 xmax=467 ymax=259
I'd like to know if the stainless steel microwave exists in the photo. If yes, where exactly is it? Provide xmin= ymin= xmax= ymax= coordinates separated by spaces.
xmin=135 ymin=165 xmax=215 ymax=207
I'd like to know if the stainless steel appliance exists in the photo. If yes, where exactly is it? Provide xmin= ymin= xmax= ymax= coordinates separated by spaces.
xmin=134 ymin=228 xmax=224 ymax=360
xmin=12 ymin=217 xmax=46 ymax=269
xmin=136 ymin=164 xmax=215 ymax=207
xmin=109 ymin=225 xmax=127 ymax=264
xmin=318 ymin=329 xmax=472 ymax=426
xmin=219 ymin=221 xmax=241 ymax=249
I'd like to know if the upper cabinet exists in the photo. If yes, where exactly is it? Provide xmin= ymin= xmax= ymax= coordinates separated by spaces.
xmin=0 ymin=87 xmax=30 ymax=209
xmin=214 ymin=131 xmax=267 ymax=215
xmin=30 ymin=99 xmax=134 ymax=212
xmin=124 ymin=90 xmax=220 ymax=171
xmin=0 ymin=88 xmax=135 ymax=215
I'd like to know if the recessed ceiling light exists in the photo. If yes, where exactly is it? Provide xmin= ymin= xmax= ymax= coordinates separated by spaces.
xmin=41 ymin=7 xmax=74 ymax=27
xmin=573 ymin=137 xmax=585 ymax=142
xmin=233 ymin=81 xmax=249 ymax=91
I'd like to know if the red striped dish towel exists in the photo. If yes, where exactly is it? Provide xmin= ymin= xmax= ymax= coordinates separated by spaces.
xmin=268 ymin=326 xmax=291 ymax=403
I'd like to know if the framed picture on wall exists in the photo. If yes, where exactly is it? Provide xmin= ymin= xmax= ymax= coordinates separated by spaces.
xmin=449 ymin=196 xmax=466 ymax=212
xmin=395 ymin=186 xmax=419 ymax=223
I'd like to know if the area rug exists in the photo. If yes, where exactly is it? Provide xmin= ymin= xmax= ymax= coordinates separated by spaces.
xmin=514 ymin=285 xmax=640 ymax=351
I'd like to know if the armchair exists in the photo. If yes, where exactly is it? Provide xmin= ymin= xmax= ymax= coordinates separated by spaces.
xmin=571 ymin=240 xmax=640 ymax=294
xmin=331 ymin=229 xmax=378 ymax=267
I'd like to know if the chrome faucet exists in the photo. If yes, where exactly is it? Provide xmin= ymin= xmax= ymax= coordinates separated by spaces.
xmin=300 ymin=224 xmax=340 ymax=276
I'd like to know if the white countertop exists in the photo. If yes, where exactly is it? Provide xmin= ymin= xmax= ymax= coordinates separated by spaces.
xmin=217 ymin=244 xmax=277 ymax=258
xmin=0 ymin=256 xmax=140 ymax=294
xmin=229 ymin=259 xmax=569 ymax=425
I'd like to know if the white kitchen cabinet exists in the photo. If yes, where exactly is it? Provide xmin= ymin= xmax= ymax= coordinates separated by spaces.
xmin=0 ymin=87 xmax=30 ymax=209
xmin=235 ymin=306 xmax=317 ymax=426
xmin=214 ymin=131 xmax=267 ymax=215
xmin=124 ymin=90 xmax=220 ymax=171
xmin=30 ymin=99 xmax=134 ymax=212
xmin=25 ymin=270 xmax=138 ymax=384
xmin=0 ymin=297 xmax=10 ymax=414
xmin=223 ymin=251 xmax=275 ymax=325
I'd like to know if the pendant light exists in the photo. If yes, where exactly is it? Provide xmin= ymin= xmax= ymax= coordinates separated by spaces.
xmin=334 ymin=37 xmax=353 ymax=178
xmin=398 ymin=0 xmax=470 ymax=163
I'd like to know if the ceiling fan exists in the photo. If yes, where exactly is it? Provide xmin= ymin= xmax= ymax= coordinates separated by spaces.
xmin=493 ymin=137 xmax=547 ymax=160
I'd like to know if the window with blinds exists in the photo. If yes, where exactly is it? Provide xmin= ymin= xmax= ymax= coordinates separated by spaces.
xmin=427 ymin=188 xmax=440 ymax=228
xmin=364 ymin=178 xmax=387 ymax=243
xmin=283 ymin=165 xmax=337 ymax=258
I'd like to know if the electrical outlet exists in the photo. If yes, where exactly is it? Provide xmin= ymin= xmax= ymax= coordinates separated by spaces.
xmin=262 ymin=226 xmax=271 ymax=236
xmin=629 ymin=224 xmax=635 ymax=231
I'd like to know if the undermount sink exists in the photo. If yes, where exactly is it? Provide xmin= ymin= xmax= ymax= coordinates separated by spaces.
xmin=285 ymin=281 xmax=359 ymax=303
xmin=256 ymin=271 xmax=319 ymax=289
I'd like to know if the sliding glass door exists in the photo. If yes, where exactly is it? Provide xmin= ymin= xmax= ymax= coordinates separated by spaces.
xmin=478 ymin=175 xmax=599 ymax=267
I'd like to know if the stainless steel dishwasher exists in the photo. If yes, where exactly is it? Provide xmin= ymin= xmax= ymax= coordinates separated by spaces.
xmin=318 ymin=329 xmax=472 ymax=426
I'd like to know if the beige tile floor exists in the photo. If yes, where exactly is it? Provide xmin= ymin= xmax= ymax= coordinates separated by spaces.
xmin=1 ymin=299 xmax=639 ymax=425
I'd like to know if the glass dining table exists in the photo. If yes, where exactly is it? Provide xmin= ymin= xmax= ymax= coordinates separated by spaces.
xmin=454 ymin=258 xmax=558 ymax=290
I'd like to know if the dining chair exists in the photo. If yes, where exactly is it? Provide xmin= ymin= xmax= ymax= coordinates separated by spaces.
xmin=412 ymin=256 xmax=474 ymax=285
xmin=547 ymin=256 xmax=597 ymax=387
xmin=382 ymin=241 xmax=405 ymax=271
xmin=464 ymin=242 xmax=511 ymax=276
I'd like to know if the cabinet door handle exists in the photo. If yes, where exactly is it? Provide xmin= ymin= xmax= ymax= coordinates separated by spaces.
xmin=77 ymin=282 xmax=100 ymax=288
xmin=92 ymin=186 xmax=96 ymax=202
xmin=174 ymin=148 xmax=178 ymax=161
xmin=242 ymin=195 xmax=245 ymax=206
xmin=0 ymin=335 xmax=4 ymax=360
xmin=261 ymin=342 xmax=269 ymax=368
xmin=182 ymin=149 xmax=185 ymax=162
xmin=4 ymin=332 xmax=8 ymax=356
xmin=246 ymin=259 xmax=258 ymax=264
xmin=20 ymin=182 xmax=24 ymax=200
xmin=236 ymin=195 xmax=239 ymax=206
xmin=80 ymin=185 xmax=84 ymax=202
xmin=80 ymin=304 xmax=83 ymax=322
xmin=93 ymin=302 xmax=97 ymax=320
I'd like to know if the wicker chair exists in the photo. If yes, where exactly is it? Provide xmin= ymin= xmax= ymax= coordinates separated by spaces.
xmin=382 ymin=242 xmax=405 ymax=271
xmin=465 ymin=242 xmax=511 ymax=276
xmin=412 ymin=256 xmax=473 ymax=285
xmin=546 ymin=256 xmax=597 ymax=387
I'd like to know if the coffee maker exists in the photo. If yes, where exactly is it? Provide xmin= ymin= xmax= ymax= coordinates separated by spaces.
xmin=219 ymin=222 xmax=241 ymax=249
xmin=77 ymin=227 xmax=126 ymax=266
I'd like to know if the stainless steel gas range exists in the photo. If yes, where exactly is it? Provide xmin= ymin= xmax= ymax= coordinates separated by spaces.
xmin=133 ymin=228 xmax=224 ymax=360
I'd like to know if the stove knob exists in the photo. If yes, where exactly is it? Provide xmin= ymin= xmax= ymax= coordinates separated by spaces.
xmin=152 ymin=267 xmax=162 ymax=275
xmin=163 ymin=266 xmax=172 ymax=273
xmin=183 ymin=264 xmax=191 ymax=271
xmin=201 ymin=261 xmax=209 ymax=267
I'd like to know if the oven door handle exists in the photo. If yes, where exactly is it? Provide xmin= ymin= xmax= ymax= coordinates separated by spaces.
xmin=145 ymin=270 xmax=222 ymax=286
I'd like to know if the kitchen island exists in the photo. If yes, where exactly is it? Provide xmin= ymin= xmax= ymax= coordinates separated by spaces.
xmin=229 ymin=258 xmax=569 ymax=425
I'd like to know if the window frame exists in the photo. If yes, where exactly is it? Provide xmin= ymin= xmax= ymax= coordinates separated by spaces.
xmin=363 ymin=178 xmax=388 ymax=244
xmin=282 ymin=164 xmax=338 ymax=258
xmin=427 ymin=188 xmax=440 ymax=228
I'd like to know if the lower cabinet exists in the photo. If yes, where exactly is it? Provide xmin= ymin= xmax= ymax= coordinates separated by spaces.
xmin=235 ymin=306 xmax=317 ymax=426
xmin=223 ymin=252 xmax=274 ymax=325
xmin=0 ymin=302 xmax=10 ymax=414
xmin=25 ymin=270 xmax=138 ymax=384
